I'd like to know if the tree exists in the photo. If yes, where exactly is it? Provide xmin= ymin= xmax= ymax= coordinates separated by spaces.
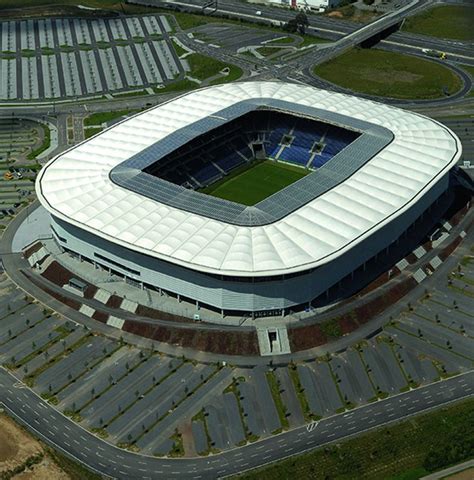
xmin=295 ymin=11 xmax=309 ymax=34
xmin=284 ymin=18 xmax=298 ymax=33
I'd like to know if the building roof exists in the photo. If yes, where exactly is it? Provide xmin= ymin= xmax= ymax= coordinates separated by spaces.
xmin=37 ymin=82 xmax=461 ymax=277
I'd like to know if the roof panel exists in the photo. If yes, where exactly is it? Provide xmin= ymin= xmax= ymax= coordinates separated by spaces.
xmin=36 ymin=82 xmax=461 ymax=276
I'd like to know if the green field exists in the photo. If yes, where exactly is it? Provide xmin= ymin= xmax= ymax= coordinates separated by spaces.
xmin=200 ymin=160 xmax=308 ymax=205
xmin=314 ymin=49 xmax=462 ymax=99
xmin=402 ymin=5 xmax=474 ymax=41
xmin=186 ymin=53 xmax=242 ymax=84
xmin=236 ymin=398 xmax=474 ymax=480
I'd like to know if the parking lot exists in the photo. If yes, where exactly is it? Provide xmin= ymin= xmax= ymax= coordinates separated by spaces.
xmin=0 ymin=118 xmax=39 ymax=225
xmin=0 ymin=15 xmax=183 ymax=100
xmin=0 ymin=239 xmax=472 ymax=457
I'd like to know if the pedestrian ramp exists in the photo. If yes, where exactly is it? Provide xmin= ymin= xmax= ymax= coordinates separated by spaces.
xmin=93 ymin=288 xmax=111 ymax=304
xmin=107 ymin=316 xmax=125 ymax=330
xmin=257 ymin=327 xmax=291 ymax=356
xmin=120 ymin=298 xmax=138 ymax=313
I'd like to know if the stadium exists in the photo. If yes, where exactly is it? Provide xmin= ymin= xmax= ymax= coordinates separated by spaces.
xmin=36 ymin=82 xmax=461 ymax=318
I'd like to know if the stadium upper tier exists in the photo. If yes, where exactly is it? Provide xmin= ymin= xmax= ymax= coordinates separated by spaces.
xmin=145 ymin=110 xmax=360 ymax=190
xmin=36 ymin=82 xmax=461 ymax=277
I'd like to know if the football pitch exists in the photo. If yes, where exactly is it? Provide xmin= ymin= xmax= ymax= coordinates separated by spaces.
xmin=201 ymin=160 xmax=309 ymax=205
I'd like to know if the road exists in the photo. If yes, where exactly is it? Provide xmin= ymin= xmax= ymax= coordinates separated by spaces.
xmin=1 ymin=367 xmax=472 ymax=479
xmin=158 ymin=0 xmax=473 ymax=62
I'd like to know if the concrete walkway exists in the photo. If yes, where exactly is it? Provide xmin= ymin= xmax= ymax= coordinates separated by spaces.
xmin=421 ymin=459 xmax=474 ymax=479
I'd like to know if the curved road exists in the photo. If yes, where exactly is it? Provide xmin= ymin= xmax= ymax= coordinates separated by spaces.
xmin=1 ymin=367 xmax=472 ymax=479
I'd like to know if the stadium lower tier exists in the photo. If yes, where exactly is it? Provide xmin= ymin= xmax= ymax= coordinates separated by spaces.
xmin=145 ymin=109 xmax=359 ymax=189
xmin=48 ymin=172 xmax=449 ymax=318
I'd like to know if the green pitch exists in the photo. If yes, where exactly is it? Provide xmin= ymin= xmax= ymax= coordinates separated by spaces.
xmin=200 ymin=160 xmax=308 ymax=206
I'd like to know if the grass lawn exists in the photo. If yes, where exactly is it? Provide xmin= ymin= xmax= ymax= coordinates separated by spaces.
xmin=172 ymin=40 xmax=188 ymax=58
xmin=402 ymin=5 xmax=474 ymax=41
xmin=236 ymin=398 xmax=474 ymax=480
xmin=257 ymin=47 xmax=284 ymax=57
xmin=186 ymin=53 xmax=242 ymax=82
xmin=461 ymin=65 xmax=474 ymax=78
xmin=84 ymin=127 xmax=103 ymax=139
xmin=27 ymin=123 xmax=50 ymax=160
xmin=314 ymin=48 xmax=462 ymax=99
xmin=200 ymin=160 xmax=308 ymax=205
xmin=84 ymin=109 xmax=140 ymax=127
xmin=155 ymin=79 xmax=199 ymax=94
xmin=299 ymin=35 xmax=331 ymax=47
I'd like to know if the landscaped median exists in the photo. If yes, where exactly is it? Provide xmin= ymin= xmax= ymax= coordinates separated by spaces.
xmin=313 ymin=49 xmax=463 ymax=100
xmin=402 ymin=4 xmax=474 ymax=41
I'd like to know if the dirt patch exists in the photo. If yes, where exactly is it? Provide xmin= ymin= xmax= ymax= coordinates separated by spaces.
xmin=358 ymin=68 xmax=423 ymax=84
xmin=446 ymin=467 xmax=474 ymax=480
xmin=0 ymin=414 xmax=71 ymax=479
xmin=0 ymin=414 xmax=41 ymax=472
xmin=106 ymin=295 xmax=122 ymax=309
xmin=122 ymin=320 xmax=259 ymax=355
xmin=23 ymin=242 xmax=42 ymax=259
xmin=14 ymin=459 xmax=69 ymax=480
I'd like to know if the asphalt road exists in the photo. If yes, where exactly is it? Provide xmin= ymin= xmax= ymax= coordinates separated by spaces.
xmin=161 ymin=0 xmax=473 ymax=60
xmin=1 ymin=367 xmax=472 ymax=479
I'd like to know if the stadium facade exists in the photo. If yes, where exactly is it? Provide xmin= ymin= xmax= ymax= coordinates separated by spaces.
xmin=36 ymin=82 xmax=461 ymax=316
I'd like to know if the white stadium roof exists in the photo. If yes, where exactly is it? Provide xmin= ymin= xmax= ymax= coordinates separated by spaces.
xmin=37 ymin=82 xmax=461 ymax=277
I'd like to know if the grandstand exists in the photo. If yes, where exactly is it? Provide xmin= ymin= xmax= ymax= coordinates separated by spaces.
xmin=37 ymin=82 xmax=461 ymax=318
xmin=145 ymin=110 xmax=360 ymax=202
